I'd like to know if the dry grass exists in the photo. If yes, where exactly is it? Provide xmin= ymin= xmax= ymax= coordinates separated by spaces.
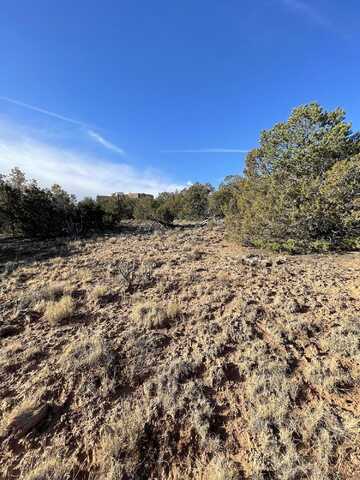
xmin=60 ymin=332 xmax=114 ymax=371
xmin=44 ymin=295 xmax=74 ymax=325
xmin=1 ymin=398 xmax=48 ymax=439
xmin=77 ymin=268 xmax=93 ymax=284
xmin=131 ymin=300 xmax=182 ymax=329
xmin=21 ymin=281 xmax=72 ymax=309
xmin=94 ymin=399 xmax=149 ymax=478
xmin=23 ymin=457 xmax=70 ymax=480
xmin=59 ymin=332 xmax=116 ymax=396
xmin=204 ymin=456 xmax=240 ymax=480
xmin=1 ymin=223 xmax=360 ymax=480
xmin=90 ymin=284 xmax=108 ymax=301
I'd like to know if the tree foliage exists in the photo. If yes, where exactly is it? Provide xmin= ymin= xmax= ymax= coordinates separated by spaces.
xmin=209 ymin=176 xmax=242 ymax=217
xmin=179 ymin=183 xmax=213 ymax=220
xmin=4 ymin=103 xmax=357 ymax=253
xmin=0 ymin=170 xmax=217 ymax=238
xmin=0 ymin=171 xmax=109 ymax=238
xmin=226 ymin=103 xmax=360 ymax=252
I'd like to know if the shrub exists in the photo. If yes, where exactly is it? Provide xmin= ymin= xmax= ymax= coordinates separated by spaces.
xmin=133 ymin=197 xmax=156 ymax=220
xmin=180 ymin=183 xmax=213 ymax=220
xmin=44 ymin=295 xmax=74 ymax=325
xmin=341 ymin=237 xmax=360 ymax=250
xmin=309 ymin=239 xmax=332 ymax=253
xmin=24 ymin=458 xmax=70 ymax=480
xmin=209 ymin=176 xmax=242 ymax=218
xmin=90 ymin=285 xmax=108 ymax=301
xmin=131 ymin=301 xmax=181 ymax=329
xmin=156 ymin=203 xmax=175 ymax=224
xmin=226 ymin=103 xmax=360 ymax=252
xmin=0 ymin=169 xmax=108 ymax=238
xmin=98 ymin=193 xmax=134 ymax=225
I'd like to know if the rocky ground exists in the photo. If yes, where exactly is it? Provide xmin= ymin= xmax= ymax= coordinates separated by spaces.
xmin=0 ymin=223 xmax=359 ymax=480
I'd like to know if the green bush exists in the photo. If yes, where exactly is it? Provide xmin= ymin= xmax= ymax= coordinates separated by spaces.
xmin=341 ymin=237 xmax=360 ymax=250
xmin=208 ymin=176 xmax=241 ymax=218
xmin=0 ymin=169 xmax=109 ymax=238
xmin=226 ymin=103 xmax=360 ymax=253
xmin=179 ymin=183 xmax=213 ymax=220
xmin=155 ymin=203 xmax=175 ymax=224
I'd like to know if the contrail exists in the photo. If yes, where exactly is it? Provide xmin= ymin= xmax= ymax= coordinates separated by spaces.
xmin=87 ymin=130 xmax=125 ymax=156
xmin=0 ymin=96 xmax=89 ymax=127
xmin=0 ymin=95 xmax=126 ymax=155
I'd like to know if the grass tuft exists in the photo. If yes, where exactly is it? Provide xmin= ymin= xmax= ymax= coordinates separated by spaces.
xmin=131 ymin=300 xmax=182 ymax=329
xmin=44 ymin=295 xmax=74 ymax=325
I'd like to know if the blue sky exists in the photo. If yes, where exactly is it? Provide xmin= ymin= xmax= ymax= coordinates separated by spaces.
xmin=0 ymin=0 xmax=359 ymax=197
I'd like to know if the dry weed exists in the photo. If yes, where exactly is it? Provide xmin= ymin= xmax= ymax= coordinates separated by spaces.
xmin=94 ymin=399 xmax=149 ymax=478
xmin=60 ymin=332 xmax=116 ymax=396
xmin=90 ymin=284 xmax=108 ymax=301
xmin=131 ymin=300 xmax=182 ymax=329
xmin=44 ymin=295 xmax=74 ymax=325
xmin=23 ymin=457 xmax=70 ymax=480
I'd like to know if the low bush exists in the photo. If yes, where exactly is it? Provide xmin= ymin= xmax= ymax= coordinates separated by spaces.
xmin=44 ymin=295 xmax=74 ymax=325
xmin=131 ymin=301 xmax=182 ymax=329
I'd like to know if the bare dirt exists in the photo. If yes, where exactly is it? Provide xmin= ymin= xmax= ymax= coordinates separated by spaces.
xmin=0 ymin=223 xmax=359 ymax=479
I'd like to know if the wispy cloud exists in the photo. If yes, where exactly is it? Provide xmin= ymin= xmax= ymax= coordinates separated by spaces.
xmin=0 ymin=119 xmax=184 ymax=198
xmin=0 ymin=96 xmax=126 ymax=156
xmin=161 ymin=148 xmax=249 ymax=154
xmin=281 ymin=0 xmax=331 ymax=28
xmin=87 ymin=130 xmax=126 ymax=156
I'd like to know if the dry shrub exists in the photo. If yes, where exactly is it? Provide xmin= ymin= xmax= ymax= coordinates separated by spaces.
xmin=94 ymin=399 xmax=149 ymax=478
xmin=44 ymin=295 xmax=74 ymax=325
xmin=109 ymin=259 xmax=154 ymax=293
xmin=23 ymin=457 xmax=70 ymax=480
xmin=204 ymin=456 xmax=240 ymax=480
xmin=90 ymin=285 xmax=108 ymax=301
xmin=60 ymin=333 xmax=116 ymax=396
xmin=131 ymin=300 xmax=182 ymax=329
xmin=21 ymin=281 xmax=72 ymax=309
xmin=114 ymin=260 xmax=137 ymax=291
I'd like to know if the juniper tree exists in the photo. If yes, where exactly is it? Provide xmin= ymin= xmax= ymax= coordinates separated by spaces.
xmin=227 ymin=103 xmax=360 ymax=251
